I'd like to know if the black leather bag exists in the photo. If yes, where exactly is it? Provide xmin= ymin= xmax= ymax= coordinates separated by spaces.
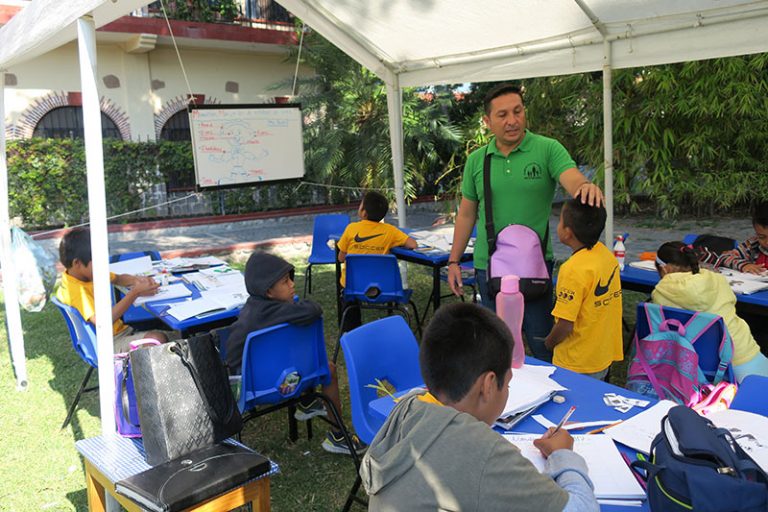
xmin=131 ymin=333 xmax=242 ymax=466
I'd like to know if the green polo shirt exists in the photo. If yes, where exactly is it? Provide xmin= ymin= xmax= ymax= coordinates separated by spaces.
xmin=461 ymin=130 xmax=576 ymax=270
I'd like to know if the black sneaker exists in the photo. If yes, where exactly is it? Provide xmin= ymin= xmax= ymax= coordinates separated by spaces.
xmin=321 ymin=431 xmax=367 ymax=455
xmin=294 ymin=398 xmax=327 ymax=421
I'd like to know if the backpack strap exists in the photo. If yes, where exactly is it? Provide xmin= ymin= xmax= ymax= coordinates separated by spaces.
xmin=682 ymin=312 xmax=732 ymax=385
xmin=482 ymin=149 xmax=496 ymax=258
xmin=482 ymin=148 xmax=550 ymax=264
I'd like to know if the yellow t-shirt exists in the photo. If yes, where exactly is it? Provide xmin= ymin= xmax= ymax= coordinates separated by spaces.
xmin=551 ymin=242 xmax=623 ymax=373
xmin=57 ymin=271 xmax=127 ymax=336
xmin=337 ymin=219 xmax=410 ymax=287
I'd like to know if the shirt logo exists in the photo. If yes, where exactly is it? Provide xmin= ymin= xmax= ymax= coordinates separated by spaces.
xmin=557 ymin=288 xmax=575 ymax=302
xmin=354 ymin=233 xmax=383 ymax=243
xmin=523 ymin=163 xmax=542 ymax=180
xmin=594 ymin=265 xmax=619 ymax=296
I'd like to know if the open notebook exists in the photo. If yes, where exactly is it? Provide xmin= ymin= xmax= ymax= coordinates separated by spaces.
xmin=502 ymin=434 xmax=645 ymax=500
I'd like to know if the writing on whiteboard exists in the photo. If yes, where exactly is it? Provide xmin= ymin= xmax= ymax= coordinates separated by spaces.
xmin=189 ymin=105 xmax=305 ymax=188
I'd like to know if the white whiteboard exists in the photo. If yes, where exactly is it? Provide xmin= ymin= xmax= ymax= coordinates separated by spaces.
xmin=188 ymin=104 xmax=305 ymax=189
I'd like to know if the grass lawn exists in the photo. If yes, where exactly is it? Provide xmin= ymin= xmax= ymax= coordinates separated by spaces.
xmin=0 ymin=247 xmax=647 ymax=511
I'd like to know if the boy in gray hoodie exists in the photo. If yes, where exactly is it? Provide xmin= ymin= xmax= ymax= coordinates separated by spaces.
xmin=360 ymin=302 xmax=598 ymax=511
xmin=225 ymin=251 xmax=365 ymax=455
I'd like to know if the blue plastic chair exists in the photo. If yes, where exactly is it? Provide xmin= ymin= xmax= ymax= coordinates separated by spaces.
xmin=730 ymin=375 xmax=768 ymax=416
xmin=635 ymin=302 xmax=735 ymax=383
xmin=237 ymin=318 xmax=359 ymax=463
xmin=51 ymin=297 xmax=99 ymax=429
xmin=109 ymin=250 xmax=163 ymax=329
xmin=339 ymin=315 xmax=423 ymax=511
xmin=305 ymin=214 xmax=350 ymax=296
xmin=335 ymin=254 xmax=422 ymax=361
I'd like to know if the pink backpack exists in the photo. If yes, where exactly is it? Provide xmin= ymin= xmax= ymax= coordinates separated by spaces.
xmin=481 ymin=149 xmax=550 ymax=300
xmin=488 ymin=224 xmax=550 ymax=299
xmin=626 ymin=303 xmax=735 ymax=407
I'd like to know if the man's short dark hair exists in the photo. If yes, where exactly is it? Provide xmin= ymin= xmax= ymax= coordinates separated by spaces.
xmin=420 ymin=303 xmax=512 ymax=403
xmin=59 ymin=227 xmax=92 ymax=269
xmin=752 ymin=201 xmax=768 ymax=228
xmin=562 ymin=198 xmax=606 ymax=249
xmin=362 ymin=191 xmax=389 ymax=222
xmin=484 ymin=83 xmax=524 ymax=115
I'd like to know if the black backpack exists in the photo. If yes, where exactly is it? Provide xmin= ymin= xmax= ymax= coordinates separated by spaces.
xmin=633 ymin=406 xmax=768 ymax=512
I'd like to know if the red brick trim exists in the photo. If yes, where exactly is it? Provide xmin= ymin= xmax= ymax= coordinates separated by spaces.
xmin=9 ymin=92 xmax=131 ymax=140
xmin=155 ymin=94 xmax=220 ymax=138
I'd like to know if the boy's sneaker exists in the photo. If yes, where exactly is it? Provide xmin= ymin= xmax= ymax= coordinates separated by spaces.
xmin=321 ymin=431 xmax=368 ymax=455
xmin=294 ymin=398 xmax=327 ymax=421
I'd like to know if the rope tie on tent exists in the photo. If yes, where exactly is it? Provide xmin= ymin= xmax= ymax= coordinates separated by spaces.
xmin=30 ymin=193 xmax=202 ymax=239
xmin=291 ymin=23 xmax=307 ymax=96
xmin=626 ymin=25 xmax=634 ymax=53
xmin=158 ymin=0 xmax=196 ymax=104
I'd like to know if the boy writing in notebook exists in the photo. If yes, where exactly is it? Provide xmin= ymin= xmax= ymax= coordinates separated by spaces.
xmin=545 ymin=198 xmax=623 ymax=380
xmin=337 ymin=190 xmax=417 ymax=331
xmin=360 ymin=302 xmax=598 ymax=511
xmin=225 ymin=251 xmax=365 ymax=455
xmin=57 ymin=227 xmax=169 ymax=352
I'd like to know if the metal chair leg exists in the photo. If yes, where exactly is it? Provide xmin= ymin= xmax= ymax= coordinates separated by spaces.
xmin=61 ymin=366 xmax=96 ymax=429
xmin=342 ymin=475 xmax=366 ymax=512
xmin=304 ymin=264 xmax=313 ymax=297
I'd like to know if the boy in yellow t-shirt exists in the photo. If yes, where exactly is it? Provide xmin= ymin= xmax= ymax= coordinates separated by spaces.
xmin=56 ymin=227 xmax=169 ymax=352
xmin=545 ymin=198 xmax=623 ymax=380
xmin=337 ymin=190 xmax=417 ymax=331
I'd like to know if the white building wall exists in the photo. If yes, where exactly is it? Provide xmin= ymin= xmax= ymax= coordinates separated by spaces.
xmin=4 ymin=41 xmax=310 ymax=140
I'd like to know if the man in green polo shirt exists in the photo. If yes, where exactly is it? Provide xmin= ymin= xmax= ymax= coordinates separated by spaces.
xmin=447 ymin=83 xmax=603 ymax=362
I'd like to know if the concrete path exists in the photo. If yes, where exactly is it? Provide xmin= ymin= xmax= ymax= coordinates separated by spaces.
xmin=36 ymin=202 xmax=755 ymax=263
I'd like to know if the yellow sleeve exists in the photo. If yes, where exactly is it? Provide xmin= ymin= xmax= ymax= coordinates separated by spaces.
xmin=551 ymin=264 xmax=584 ymax=322
xmin=337 ymin=225 xmax=352 ymax=253
xmin=390 ymin=226 xmax=410 ymax=248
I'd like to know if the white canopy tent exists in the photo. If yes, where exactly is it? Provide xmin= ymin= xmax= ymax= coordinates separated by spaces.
xmin=1 ymin=0 xmax=768 ymax=435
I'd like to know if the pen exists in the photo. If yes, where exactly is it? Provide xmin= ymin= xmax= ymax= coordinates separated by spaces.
xmin=620 ymin=452 xmax=647 ymax=491
xmin=552 ymin=406 xmax=576 ymax=435
xmin=585 ymin=420 xmax=622 ymax=435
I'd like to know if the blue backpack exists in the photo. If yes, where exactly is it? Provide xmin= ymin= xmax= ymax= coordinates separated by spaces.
xmin=633 ymin=406 xmax=768 ymax=512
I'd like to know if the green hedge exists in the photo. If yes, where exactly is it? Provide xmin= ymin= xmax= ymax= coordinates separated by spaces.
xmin=6 ymin=138 xmax=334 ymax=229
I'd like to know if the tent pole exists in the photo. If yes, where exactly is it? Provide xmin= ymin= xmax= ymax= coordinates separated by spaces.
xmin=0 ymin=72 xmax=28 ymax=390
xmin=385 ymin=78 xmax=407 ymax=228
xmin=602 ymin=39 xmax=614 ymax=246
xmin=77 ymin=16 xmax=115 ymax=438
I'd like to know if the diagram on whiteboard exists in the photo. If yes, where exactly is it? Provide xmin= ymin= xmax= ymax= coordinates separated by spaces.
xmin=189 ymin=105 xmax=305 ymax=189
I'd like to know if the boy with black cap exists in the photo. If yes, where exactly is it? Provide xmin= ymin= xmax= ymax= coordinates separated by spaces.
xmin=226 ymin=251 xmax=365 ymax=455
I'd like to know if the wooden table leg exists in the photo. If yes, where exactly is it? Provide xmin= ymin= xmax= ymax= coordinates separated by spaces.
xmin=84 ymin=461 xmax=107 ymax=512
xmin=83 ymin=458 xmax=271 ymax=512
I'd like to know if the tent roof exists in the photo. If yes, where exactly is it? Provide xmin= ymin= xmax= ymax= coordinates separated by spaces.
xmin=0 ymin=0 xmax=147 ymax=69
xmin=278 ymin=0 xmax=768 ymax=87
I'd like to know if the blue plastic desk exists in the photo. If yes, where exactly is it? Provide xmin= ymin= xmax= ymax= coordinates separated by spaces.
xmin=75 ymin=435 xmax=278 ymax=512
xmin=620 ymin=266 xmax=768 ymax=315
xmin=369 ymin=358 xmax=654 ymax=511
xmin=390 ymin=245 xmax=472 ymax=314
xmin=141 ymin=282 xmax=241 ymax=336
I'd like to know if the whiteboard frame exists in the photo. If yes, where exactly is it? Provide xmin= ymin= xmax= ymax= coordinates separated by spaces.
xmin=188 ymin=103 xmax=305 ymax=192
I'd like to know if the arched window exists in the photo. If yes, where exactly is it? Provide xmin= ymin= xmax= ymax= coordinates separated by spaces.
xmin=159 ymin=110 xmax=195 ymax=190
xmin=159 ymin=110 xmax=191 ymax=142
xmin=33 ymin=106 xmax=122 ymax=139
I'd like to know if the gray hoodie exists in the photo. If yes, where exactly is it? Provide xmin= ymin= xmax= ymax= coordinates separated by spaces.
xmin=361 ymin=393 xmax=598 ymax=512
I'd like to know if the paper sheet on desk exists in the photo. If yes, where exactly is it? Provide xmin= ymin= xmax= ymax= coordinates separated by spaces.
xmin=628 ymin=260 xmax=656 ymax=272
xmin=109 ymin=255 xmax=154 ymax=276
xmin=502 ymin=434 xmax=646 ymax=500
xmin=603 ymin=400 xmax=676 ymax=454
xmin=133 ymin=283 xmax=192 ymax=306
xmin=410 ymin=227 xmax=475 ymax=254
xmin=500 ymin=364 xmax=567 ymax=418
xmin=719 ymin=269 xmax=768 ymax=294
xmin=707 ymin=409 xmax=768 ymax=472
